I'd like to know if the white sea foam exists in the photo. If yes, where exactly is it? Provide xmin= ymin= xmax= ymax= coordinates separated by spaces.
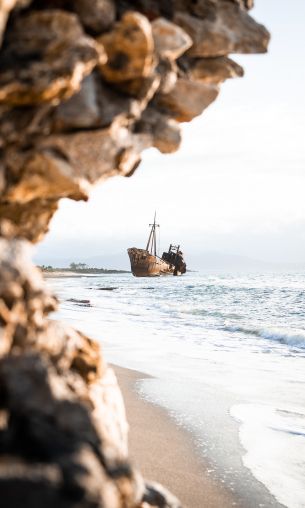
xmin=225 ymin=325 xmax=305 ymax=349
xmin=231 ymin=404 xmax=305 ymax=508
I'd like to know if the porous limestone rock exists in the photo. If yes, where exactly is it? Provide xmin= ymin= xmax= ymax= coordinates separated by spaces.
xmin=98 ymin=11 xmax=155 ymax=83
xmin=4 ymin=150 xmax=89 ymax=203
xmin=156 ymin=58 xmax=178 ymax=94
xmin=37 ymin=126 xmax=149 ymax=184
xmin=136 ymin=107 xmax=181 ymax=154
xmin=155 ymin=78 xmax=219 ymax=122
xmin=174 ymin=2 xmax=270 ymax=57
xmin=0 ymin=1 xmax=270 ymax=506
xmin=143 ymin=482 xmax=182 ymax=508
xmin=73 ymin=0 xmax=116 ymax=34
xmin=152 ymin=17 xmax=192 ymax=60
xmin=0 ymin=200 xmax=59 ymax=243
xmin=0 ymin=10 xmax=105 ymax=105
xmin=185 ymin=56 xmax=244 ymax=84
xmin=53 ymin=73 xmax=143 ymax=131
xmin=0 ymin=0 xmax=31 ymax=47
xmin=0 ymin=0 xmax=15 ymax=46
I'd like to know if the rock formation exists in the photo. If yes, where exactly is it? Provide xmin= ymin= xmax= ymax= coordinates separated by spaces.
xmin=0 ymin=1 xmax=269 ymax=506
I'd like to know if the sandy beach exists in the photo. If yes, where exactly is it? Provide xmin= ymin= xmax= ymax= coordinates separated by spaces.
xmin=113 ymin=364 xmax=238 ymax=508
xmin=43 ymin=271 xmax=85 ymax=278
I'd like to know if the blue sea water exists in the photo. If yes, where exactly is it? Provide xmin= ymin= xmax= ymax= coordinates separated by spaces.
xmin=48 ymin=272 xmax=305 ymax=508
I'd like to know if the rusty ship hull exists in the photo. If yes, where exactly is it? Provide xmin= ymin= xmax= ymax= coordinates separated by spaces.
xmin=127 ymin=214 xmax=186 ymax=277
xmin=128 ymin=248 xmax=175 ymax=277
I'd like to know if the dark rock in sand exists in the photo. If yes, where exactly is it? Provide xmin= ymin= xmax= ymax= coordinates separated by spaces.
xmin=98 ymin=287 xmax=118 ymax=291
xmin=67 ymin=298 xmax=92 ymax=306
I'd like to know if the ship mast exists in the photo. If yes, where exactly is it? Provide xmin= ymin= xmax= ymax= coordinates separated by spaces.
xmin=146 ymin=212 xmax=159 ymax=256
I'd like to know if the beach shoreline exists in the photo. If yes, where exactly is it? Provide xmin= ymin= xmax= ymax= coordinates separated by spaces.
xmin=48 ymin=273 xmax=297 ymax=508
xmin=113 ymin=364 xmax=239 ymax=508
xmin=42 ymin=270 xmax=129 ymax=278
xmin=43 ymin=271 xmax=87 ymax=278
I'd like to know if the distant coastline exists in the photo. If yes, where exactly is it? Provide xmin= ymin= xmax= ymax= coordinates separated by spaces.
xmin=39 ymin=263 xmax=130 ymax=276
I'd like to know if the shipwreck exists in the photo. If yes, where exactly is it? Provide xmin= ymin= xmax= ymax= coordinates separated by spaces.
xmin=128 ymin=215 xmax=186 ymax=277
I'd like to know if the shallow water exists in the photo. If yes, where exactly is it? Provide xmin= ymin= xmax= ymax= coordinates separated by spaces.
xmin=49 ymin=272 xmax=305 ymax=508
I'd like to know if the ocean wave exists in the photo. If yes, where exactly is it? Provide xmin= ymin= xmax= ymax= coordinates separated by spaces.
xmin=225 ymin=324 xmax=305 ymax=348
xmin=172 ymin=304 xmax=243 ymax=320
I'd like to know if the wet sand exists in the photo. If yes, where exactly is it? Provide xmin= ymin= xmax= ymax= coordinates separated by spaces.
xmin=113 ymin=364 xmax=239 ymax=508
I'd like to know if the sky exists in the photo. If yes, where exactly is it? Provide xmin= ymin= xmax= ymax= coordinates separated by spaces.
xmin=35 ymin=0 xmax=305 ymax=269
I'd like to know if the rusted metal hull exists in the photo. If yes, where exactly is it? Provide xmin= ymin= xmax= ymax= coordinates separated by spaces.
xmin=128 ymin=248 xmax=175 ymax=277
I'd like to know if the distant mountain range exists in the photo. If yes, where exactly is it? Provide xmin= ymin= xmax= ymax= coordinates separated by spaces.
xmin=34 ymin=250 xmax=305 ymax=273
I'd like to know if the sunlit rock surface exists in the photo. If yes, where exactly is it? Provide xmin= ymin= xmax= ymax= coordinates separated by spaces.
xmin=0 ymin=1 xmax=269 ymax=506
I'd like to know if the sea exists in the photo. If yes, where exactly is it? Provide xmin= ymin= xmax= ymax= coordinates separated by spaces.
xmin=48 ymin=271 xmax=305 ymax=508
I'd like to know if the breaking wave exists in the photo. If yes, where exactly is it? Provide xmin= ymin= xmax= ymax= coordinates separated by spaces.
xmin=225 ymin=325 xmax=305 ymax=349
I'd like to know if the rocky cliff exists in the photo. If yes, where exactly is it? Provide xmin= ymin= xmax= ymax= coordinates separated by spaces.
xmin=0 ymin=1 xmax=269 ymax=506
